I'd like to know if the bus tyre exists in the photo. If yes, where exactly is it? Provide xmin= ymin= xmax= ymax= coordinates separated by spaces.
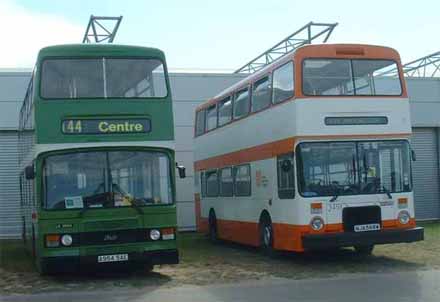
xmin=354 ymin=245 xmax=374 ymax=256
xmin=259 ymin=218 xmax=275 ymax=256
xmin=146 ymin=264 xmax=154 ymax=272
xmin=38 ymin=259 xmax=50 ymax=276
xmin=22 ymin=219 xmax=26 ymax=244
xmin=31 ymin=225 xmax=36 ymax=260
xmin=208 ymin=211 xmax=218 ymax=243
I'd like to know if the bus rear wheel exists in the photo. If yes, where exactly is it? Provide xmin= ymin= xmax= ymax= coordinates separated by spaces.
xmin=208 ymin=211 xmax=218 ymax=243
xmin=259 ymin=217 xmax=275 ymax=256
xmin=354 ymin=245 xmax=374 ymax=256
xmin=21 ymin=219 xmax=26 ymax=244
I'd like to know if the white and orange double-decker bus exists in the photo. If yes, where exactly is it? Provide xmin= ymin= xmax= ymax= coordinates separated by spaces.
xmin=193 ymin=44 xmax=424 ymax=255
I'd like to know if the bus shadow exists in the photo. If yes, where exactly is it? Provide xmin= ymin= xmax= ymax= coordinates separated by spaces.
xmin=211 ymin=238 xmax=424 ymax=274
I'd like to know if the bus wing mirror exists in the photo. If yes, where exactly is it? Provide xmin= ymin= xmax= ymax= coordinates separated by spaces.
xmin=176 ymin=163 xmax=186 ymax=179
xmin=411 ymin=149 xmax=416 ymax=161
xmin=25 ymin=165 xmax=35 ymax=180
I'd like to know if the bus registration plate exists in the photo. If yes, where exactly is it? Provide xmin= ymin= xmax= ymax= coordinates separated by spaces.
xmin=354 ymin=223 xmax=381 ymax=232
xmin=97 ymin=254 xmax=129 ymax=263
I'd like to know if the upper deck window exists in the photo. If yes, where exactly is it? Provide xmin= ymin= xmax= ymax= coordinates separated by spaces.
xmin=218 ymin=96 xmax=232 ymax=126
xmin=195 ymin=110 xmax=206 ymax=136
xmin=206 ymin=104 xmax=217 ymax=131
xmin=272 ymin=61 xmax=294 ymax=103
xmin=251 ymin=76 xmax=271 ymax=112
xmin=233 ymin=88 xmax=250 ymax=119
xmin=352 ymin=60 xmax=402 ymax=95
xmin=302 ymin=59 xmax=402 ymax=96
xmin=41 ymin=58 xmax=168 ymax=99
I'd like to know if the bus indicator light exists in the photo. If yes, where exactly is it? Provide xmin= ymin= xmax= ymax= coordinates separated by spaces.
xmin=46 ymin=234 xmax=60 ymax=248
xmin=311 ymin=203 xmax=323 ymax=214
xmin=162 ymin=228 xmax=175 ymax=240
xmin=398 ymin=198 xmax=408 ymax=209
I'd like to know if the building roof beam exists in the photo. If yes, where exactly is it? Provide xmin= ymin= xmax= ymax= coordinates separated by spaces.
xmin=234 ymin=21 xmax=338 ymax=74
xmin=82 ymin=15 xmax=123 ymax=44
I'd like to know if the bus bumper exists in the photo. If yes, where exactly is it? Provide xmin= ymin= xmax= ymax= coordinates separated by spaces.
xmin=302 ymin=227 xmax=424 ymax=250
xmin=40 ymin=249 xmax=179 ymax=272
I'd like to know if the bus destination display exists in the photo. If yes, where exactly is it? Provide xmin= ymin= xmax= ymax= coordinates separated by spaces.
xmin=325 ymin=116 xmax=388 ymax=126
xmin=62 ymin=118 xmax=151 ymax=134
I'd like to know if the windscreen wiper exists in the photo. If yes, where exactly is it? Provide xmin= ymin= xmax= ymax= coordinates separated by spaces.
xmin=78 ymin=205 xmax=90 ymax=217
xmin=381 ymin=186 xmax=392 ymax=199
xmin=130 ymin=199 xmax=144 ymax=215
xmin=329 ymin=193 xmax=339 ymax=203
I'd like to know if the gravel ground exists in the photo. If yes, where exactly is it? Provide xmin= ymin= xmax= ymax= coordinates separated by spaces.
xmin=0 ymin=222 xmax=438 ymax=295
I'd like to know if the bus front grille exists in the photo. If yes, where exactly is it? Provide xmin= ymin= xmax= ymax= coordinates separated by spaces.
xmin=79 ymin=228 xmax=148 ymax=246
xmin=84 ymin=219 xmax=139 ymax=231
xmin=342 ymin=206 xmax=382 ymax=232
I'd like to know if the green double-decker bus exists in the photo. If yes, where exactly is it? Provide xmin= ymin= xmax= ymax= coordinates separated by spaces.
xmin=18 ymin=44 xmax=184 ymax=274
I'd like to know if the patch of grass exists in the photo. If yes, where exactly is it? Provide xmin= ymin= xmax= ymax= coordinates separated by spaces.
xmin=0 ymin=240 xmax=34 ymax=272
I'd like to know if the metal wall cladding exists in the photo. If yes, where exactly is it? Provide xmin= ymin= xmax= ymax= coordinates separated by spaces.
xmin=0 ymin=72 xmax=31 ymax=130
xmin=411 ymin=128 xmax=440 ymax=220
xmin=0 ymin=131 xmax=21 ymax=238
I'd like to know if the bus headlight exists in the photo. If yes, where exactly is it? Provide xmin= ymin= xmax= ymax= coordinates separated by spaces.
xmin=310 ymin=217 xmax=324 ymax=231
xmin=61 ymin=234 xmax=73 ymax=246
xmin=150 ymin=229 xmax=161 ymax=241
xmin=398 ymin=211 xmax=410 ymax=225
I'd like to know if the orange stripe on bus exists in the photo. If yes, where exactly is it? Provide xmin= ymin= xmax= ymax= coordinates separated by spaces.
xmin=194 ymin=137 xmax=295 ymax=171
xmin=216 ymin=219 xmax=260 ymax=247
xmin=198 ymin=216 xmax=416 ymax=252
xmin=194 ymin=133 xmax=411 ymax=171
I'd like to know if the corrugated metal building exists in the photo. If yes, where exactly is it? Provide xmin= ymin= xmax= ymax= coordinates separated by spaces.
xmin=0 ymin=70 xmax=439 ymax=238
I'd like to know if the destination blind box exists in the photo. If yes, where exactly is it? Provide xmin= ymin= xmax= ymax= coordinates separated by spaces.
xmin=62 ymin=118 xmax=151 ymax=134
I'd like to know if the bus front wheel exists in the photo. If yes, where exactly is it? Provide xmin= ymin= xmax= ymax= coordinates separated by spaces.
xmin=354 ymin=245 xmax=374 ymax=256
xmin=259 ymin=217 xmax=275 ymax=256
xmin=38 ymin=259 xmax=50 ymax=275
xmin=208 ymin=211 xmax=218 ymax=243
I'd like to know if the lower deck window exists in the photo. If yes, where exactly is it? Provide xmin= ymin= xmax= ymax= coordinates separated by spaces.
xmin=234 ymin=165 xmax=251 ymax=196
xmin=220 ymin=167 xmax=233 ymax=197
xmin=206 ymin=170 xmax=219 ymax=197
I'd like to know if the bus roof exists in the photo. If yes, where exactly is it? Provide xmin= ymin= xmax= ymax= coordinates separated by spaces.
xmin=196 ymin=43 xmax=402 ymax=111
xmin=37 ymin=44 xmax=166 ymax=60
